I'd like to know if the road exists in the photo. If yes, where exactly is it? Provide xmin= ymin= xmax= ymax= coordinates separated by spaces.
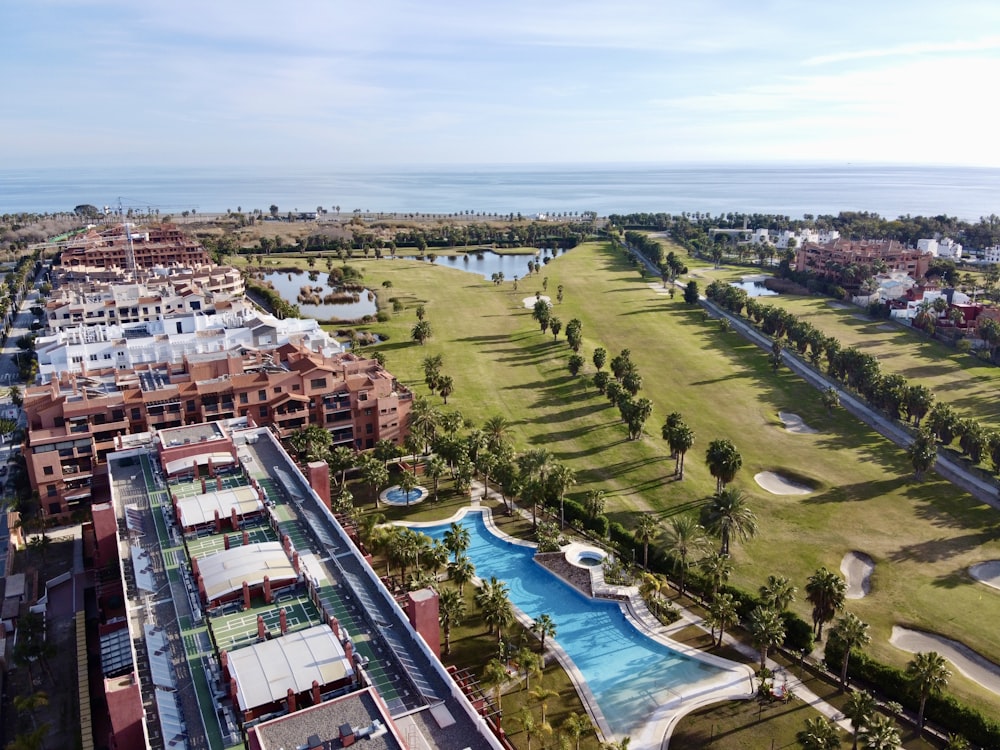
xmin=623 ymin=239 xmax=999 ymax=509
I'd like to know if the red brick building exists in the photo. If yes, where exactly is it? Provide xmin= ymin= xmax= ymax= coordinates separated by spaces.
xmin=60 ymin=224 xmax=210 ymax=270
xmin=795 ymin=239 xmax=932 ymax=281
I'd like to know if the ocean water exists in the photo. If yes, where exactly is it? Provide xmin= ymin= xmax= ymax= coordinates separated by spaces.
xmin=1 ymin=163 xmax=999 ymax=221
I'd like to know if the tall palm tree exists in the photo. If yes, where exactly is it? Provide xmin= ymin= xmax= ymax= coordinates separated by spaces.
xmin=671 ymin=423 xmax=695 ymax=479
xmin=700 ymin=552 xmax=734 ymax=598
xmin=843 ymin=690 xmax=877 ymax=750
xmin=360 ymin=455 xmax=389 ymax=509
xmin=529 ymin=685 xmax=558 ymax=724
xmin=663 ymin=515 xmax=709 ymax=596
xmin=704 ymin=487 xmax=757 ymax=555
xmin=549 ymin=463 xmax=576 ymax=529
xmin=829 ymin=613 xmax=871 ymax=690
xmin=476 ymin=576 xmax=514 ymax=641
xmin=517 ymin=708 xmax=538 ymax=750
xmin=532 ymin=614 xmax=557 ymax=658
xmin=906 ymin=651 xmax=951 ymax=732
xmin=705 ymin=438 xmax=742 ymax=492
xmin=708 ymin=592 xmax=739 ymax=647
xmin=747 ymin=606 xmax=785 ymax=672
xmin=806 ymin=567 xmax=847 ymax=641
xmin=425 ymin=455 xmax=448 ymax=501
xmin=482 ymin=657 xmax=509 ymax=725
xmin=759 ymin=574 xmax=797 ymax=612
xmin=438 ymin=588 xmax=465 ymax=655
xmin=443 ymin=522 xmax=471 ymax=562
xmin=858 ymin=714 xmax=901 ymax=749
xmin=448 ymin=555 xmax=476 ymax=596
xmin=634 ymin=514 xmax=659 ymax=569
xmin=562 ymin=712 xmax=594 ymax=750
xmin=398 ymin=469 xmax=419 ymax=506
xmin=326 ymin=445 xmax=356 ymax=488
xmin=483 ymin=414 xmax=512 ymax=452
xmin=796 ymin=716 xmax=842 ymax=750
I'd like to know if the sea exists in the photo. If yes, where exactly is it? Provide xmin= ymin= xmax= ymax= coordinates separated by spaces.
xmin=2 ymin=163 xmax=999 ymax=222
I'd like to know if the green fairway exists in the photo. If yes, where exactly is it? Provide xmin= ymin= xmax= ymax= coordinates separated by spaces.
xmin=343 ymin=242 xmax=1000 ymax=717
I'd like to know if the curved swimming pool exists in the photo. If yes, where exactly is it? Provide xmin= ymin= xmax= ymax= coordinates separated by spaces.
xmin=419 ymin=510 xmax=734 ymax=737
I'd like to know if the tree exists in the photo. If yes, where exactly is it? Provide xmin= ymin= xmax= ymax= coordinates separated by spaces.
xmin=562 ymin=713 xmax=595 ymax=750
xmin=584 ymin=489 xmax=606 ymax=519
xmin=806 ymin=567 xmax=847 ymax=641
xmin=288 ymin=423 xmax=332 ymax=462
xmin=829 ymin=612 xmax=871 ymax=690
xmin=423 ymin=354 xmax=444 ymax=393
xmin=592 ymin=347 xmax=607 ymax=371
xmin=770 ymin=338 xmax=784 ymax=372
xmin=529 ymin=685 xmax=558 ymax=724
xmin=704 ymin=487 xmax=757 ymax=555
xmin=663 ymin=515 xmax=709 ymax=596
xmin=684 ymin=280 xmax=699 ymax=305
xmin=438 ymin=588 xmax=466 ymax=655
xmin=797 ymin=716 xmax=842 ymax=750
xmin=448 ymin=555 xmax=475 ymax=596
xmin=907 ymin=429 xmax=937 ymax=479
xmin=549 ymin=316 xmax=562 ymax=341
xmin=8 ymin=385 xmax=22 ymax=407
xmin=759 ymin=574 xmax=797 ymax=612
xmin=634 ymin=514 xmax=659 ymax=568
xmin=411 ymin=319 xmax=433 ymax=345
xmin=326 ymin=445 xmax=356 ymax=489
xmin=532 ymin=298 xmax=551 ymax=330
xmin=567 ymin=354 xmax=585 ymax=376
xmin=821 ymin=386 xmax=840 ymax=414
xmin=705 ymin=439 xmax=742 ymax=492
xmin=443 ymin=522 xmax=471 ymax=562
xmin=549 ymin=463 xmax=576 ymax=529
xmin=858 ymin=714 xmax=901 ymax=750
xmin=663 ymin=418 xmax=694 ymax=479
xmin=483 ymin=415 xmax=512 ymax=452
xmin=437 ymin=375 xmax=455 ymax=404
xmin=906 ymin=651 xmax=950 ymax=732
xmin=398 ymin=469 xmax=419 ymax=506
xmin=565 ymin=318 xmax=583 ymax=352
xmin=517 ymin=707 xmax=539 ymax=750
xmin=477 ymin=576 xmax=514 ymax=641
xmin=707 ymin=592 xmax=738 ymax=647
xmin=747 ymin=606 xmax=785 ymax=672
xmin=843 ymin=690 xmax=877 ymax=750
xmin=700 ymin=552 xmax=733 ymax=598
xmin=531 ymin=614 xmax=557 ymax=659
xmin=483 ymin=657 xmax=510 ymax=722
xmin=361 ymin=455 xmax=389 ymax=508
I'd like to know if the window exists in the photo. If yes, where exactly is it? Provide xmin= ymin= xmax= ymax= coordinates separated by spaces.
xmin=310 ymin=378 xmax=327 ymax=389
xmin=259 ymin=406 xmax=268 ymax=418
xmin=292 ymin=384 xmax=301 ymax=391
xmin=49 ymin=502 xmax=61 ymax=515
xmin=112 ymin=410 xmax=124 ymax=421
xmin=258 ymin=390 xmax=267 ymax=401
xmin=366 ymin=423 xmax=373 ymax=434
xmin=89 ymin=354 xmax=98 ymax=362
xmin=47 ymin=485 xmax=57 ymax=497
xmin=43 ymin=466 xmax=54 ymax=476
xmin=103 ymin=353 xmax=112 ymax=360
xmin=364 ymin=408 xmax=373 ymax=416
xmin=187 ymin=401 xmax=195 ymax=412
xmin=131 ymin=408 xmax=141 ymax=420
xmin=72 ymin=356 xmax=83 ymax=364
xmin=239 ymin=392 xmax=248 ymax=404
xmin=274 ymin=387 xmax=282 ymax=394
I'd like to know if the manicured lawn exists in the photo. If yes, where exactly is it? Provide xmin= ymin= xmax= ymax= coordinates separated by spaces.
xmin=333 ymin=242 xmax=1000 ymax=720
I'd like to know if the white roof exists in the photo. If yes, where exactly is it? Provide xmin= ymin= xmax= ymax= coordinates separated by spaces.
xmin=164 ymin=451 xmax=235 ymax=476
xmin=228 ymin=624 xmax=353 ymax=711
xmin=176 ymin=486 xmax=262 ymax=528
xmin=197 ymin=541 xmax=296 ymax=603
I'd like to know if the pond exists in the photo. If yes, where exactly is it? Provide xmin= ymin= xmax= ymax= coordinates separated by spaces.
xmin=730 ymin=276 xmax=778 ymax=297
xmin=258 ymin=271 xmax=378 ymax=321
xmin=402 ymin=247 xmax=569 ymax=281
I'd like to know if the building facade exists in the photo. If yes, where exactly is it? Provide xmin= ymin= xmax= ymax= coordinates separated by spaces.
xmin=59 ymin=224 xmax=211 ymax=270
xmin=795 ymin=238 xmax=932 ymax=280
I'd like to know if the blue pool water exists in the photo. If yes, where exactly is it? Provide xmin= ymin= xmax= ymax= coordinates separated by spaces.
xmin=421 ymin=511 xmax=730 ymax=736
xmin=384 ymin=486 xmax=425 ymax=504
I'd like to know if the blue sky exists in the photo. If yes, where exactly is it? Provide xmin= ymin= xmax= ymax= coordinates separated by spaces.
xmin=5 ymin=0 xmax=1000 ymax=168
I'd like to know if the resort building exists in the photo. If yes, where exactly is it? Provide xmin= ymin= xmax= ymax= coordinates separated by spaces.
xmin=58 ymin=223 xmax=211 ymax=270
xmin=794 ymin=238 xmax=932 ymax=280
xmin=82 ymin=420 xmax=498 ymax=750
xmin=23 ymin=344 xmax=411 ymax=517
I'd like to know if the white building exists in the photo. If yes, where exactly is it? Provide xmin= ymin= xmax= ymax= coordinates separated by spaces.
xmin=917 ymin=237 xmax=963 ymax=259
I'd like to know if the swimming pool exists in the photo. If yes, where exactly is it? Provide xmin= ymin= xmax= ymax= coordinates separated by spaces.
xmin=413 ymin=509 xmax=749 ymax=739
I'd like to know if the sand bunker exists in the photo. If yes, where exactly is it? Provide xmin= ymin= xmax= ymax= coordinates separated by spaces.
xmin=754 ymin=471 xmax=812 ymax=496
xmin=522 ymin=295 xmax=551 ymax=309
xmin=778 ymin=412 xmax=819 ymax=435
xmin=841 ymin=552 xmax=874 ymax=599
xmin=969 ymin=561 xmax=1000 ymax=592
xmin=890 ymin=626 xmax=1000 ymax=696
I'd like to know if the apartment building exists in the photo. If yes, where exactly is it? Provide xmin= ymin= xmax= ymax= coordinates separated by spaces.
xmin=24 ymin=344 xmax=412 ymax=517
xmin=59 ymin=224 xmax=211 ymax=270
xmin=795 ymin=238 xmax=931 ymax=280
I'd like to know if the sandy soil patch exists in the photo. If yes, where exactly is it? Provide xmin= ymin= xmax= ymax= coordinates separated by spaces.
xmin=778 ymin=412 xmax=819 ymax=435
xmin=969 ymin=561 xmax=1000 ymax=592
xmin=841 ymin=551 xmax=874 ymax=599
xmin=754 ymin=471 xmax=812 ymax=496
xmin=522 ymin=295 xmax=551 ymax=309
xmin=890 ymin=626 xmax=1000 ymax=696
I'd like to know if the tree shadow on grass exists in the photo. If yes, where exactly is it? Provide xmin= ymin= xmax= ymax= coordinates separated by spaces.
xmin=905 ymin=482 xmax=1000 ymax=532
xmin=930 ymin=568 xmax=973 ymax=589
xmin=888 ymin=531 xmax=995 ymax=563
xmin=800 ymin=476 xmax=908 ymax=505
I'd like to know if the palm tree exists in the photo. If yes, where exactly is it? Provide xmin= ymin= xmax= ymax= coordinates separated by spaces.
xmin=411 ymin=319 xmax=433 ymax=345
xmin=12 ymin=691 xmax=48 ymax=730
xmin=747 ymin=606 xmax=785 ymax=672
xmin=398 ymin=469 xmax=419 ymax=506
xmin=708 ymin=592 xmax=739 ymax=647
xmin=448 ymin=554 xmax=475 ymax=596
xmin=670 ymin=423 xmax=695 ymax=479
xmin=438 ymin=588 xmax=465 ymax=655
xmin=549 ymin=463 xmax=576 ymax=529
xmin=532 ymin=614 xmax=557 ymax=658
xmin=843 ymin=690 xmax=877 ymax=750
xmin=704 ymin=487 xmax=757 ymax=555
xmin=437 ymin=375 xmax=455 ymax=404
xmin=907 ymin=429 xmax=938 ymax=479
xmin=326 ymin=445 xmax=356 ymax=488
xmin=806 ymin=567 xmax=847 ymax=641
xmin=700 ymin=552 xmax=734 ymax=598
xmin=858 ymin=714 xmax=901 ymax=749
xmin=663 ymin=515 xmax=709 ymax=596
xmin=759 ymin=574 xmax=797 ymax=612
xmin=443 ymin=522 xmax=471 ymax=562
xmin=562 ymin=712 xmax=595 ymax=750
xmin=483 ymin=415 xmax=512 ymax=452
xmin=634 ymin=514 xmax=659 ymax=569
xmin=476 ymin=576 xmax=514 ymax=640
xmin=360 ymin=456 xmax=389 ymax=509
xmin=829 ymin=613 xmax=871 ymax=690
xmin=705 ymin=438 xmax=742 ymax=492
xmin=821 ymin=386 xmax=841 ymax=414
xmin=529 ymin=685 xmax=558 ymax=724
xmin=483 ymin=657 xmax=509 ymax=724
xmin=797 ymin=716 xmax=842 ymax=750
xmin=425 ymin=455 xmax=448 ymax=501
xmin=906 ymin=651 xmax=951 ymax=732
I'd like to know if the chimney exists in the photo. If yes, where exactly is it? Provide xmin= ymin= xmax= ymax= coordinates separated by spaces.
xmin=220 ymin=650 xmax=229 ymax=681
xmin=279 ymin=607 xmax=288 ymax=634
xmin=311 ymin=679 xmax=321 ymax=706
xmin=223 ymin=534 xmax=230 ymax=550
xmin=339 ymin=723 xmax=355 ymax=747
xmin=257 ymin=615 xmax=267 ymax=640
xmin=329 ymin=616 xmax=340 ymax=640
xmin=307 ymin=460 xmax=331 ymax=510
xmin=242 ymin=530 xmax=249 ymax=545
xmin=243 ymin=580 xmax=251 ymax=609
xmin=286 ymin=688 xmax=296 ymax=713
xmin=263 ymin=575 xmax=272 ymax=604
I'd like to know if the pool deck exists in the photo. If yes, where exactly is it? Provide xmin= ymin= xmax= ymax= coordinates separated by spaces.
xmin=402 ymin=503 xmax=756 ymax=750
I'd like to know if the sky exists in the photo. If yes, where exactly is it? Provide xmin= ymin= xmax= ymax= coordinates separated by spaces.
xmin=5 ymin=0 xmax=1000 ymax=168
